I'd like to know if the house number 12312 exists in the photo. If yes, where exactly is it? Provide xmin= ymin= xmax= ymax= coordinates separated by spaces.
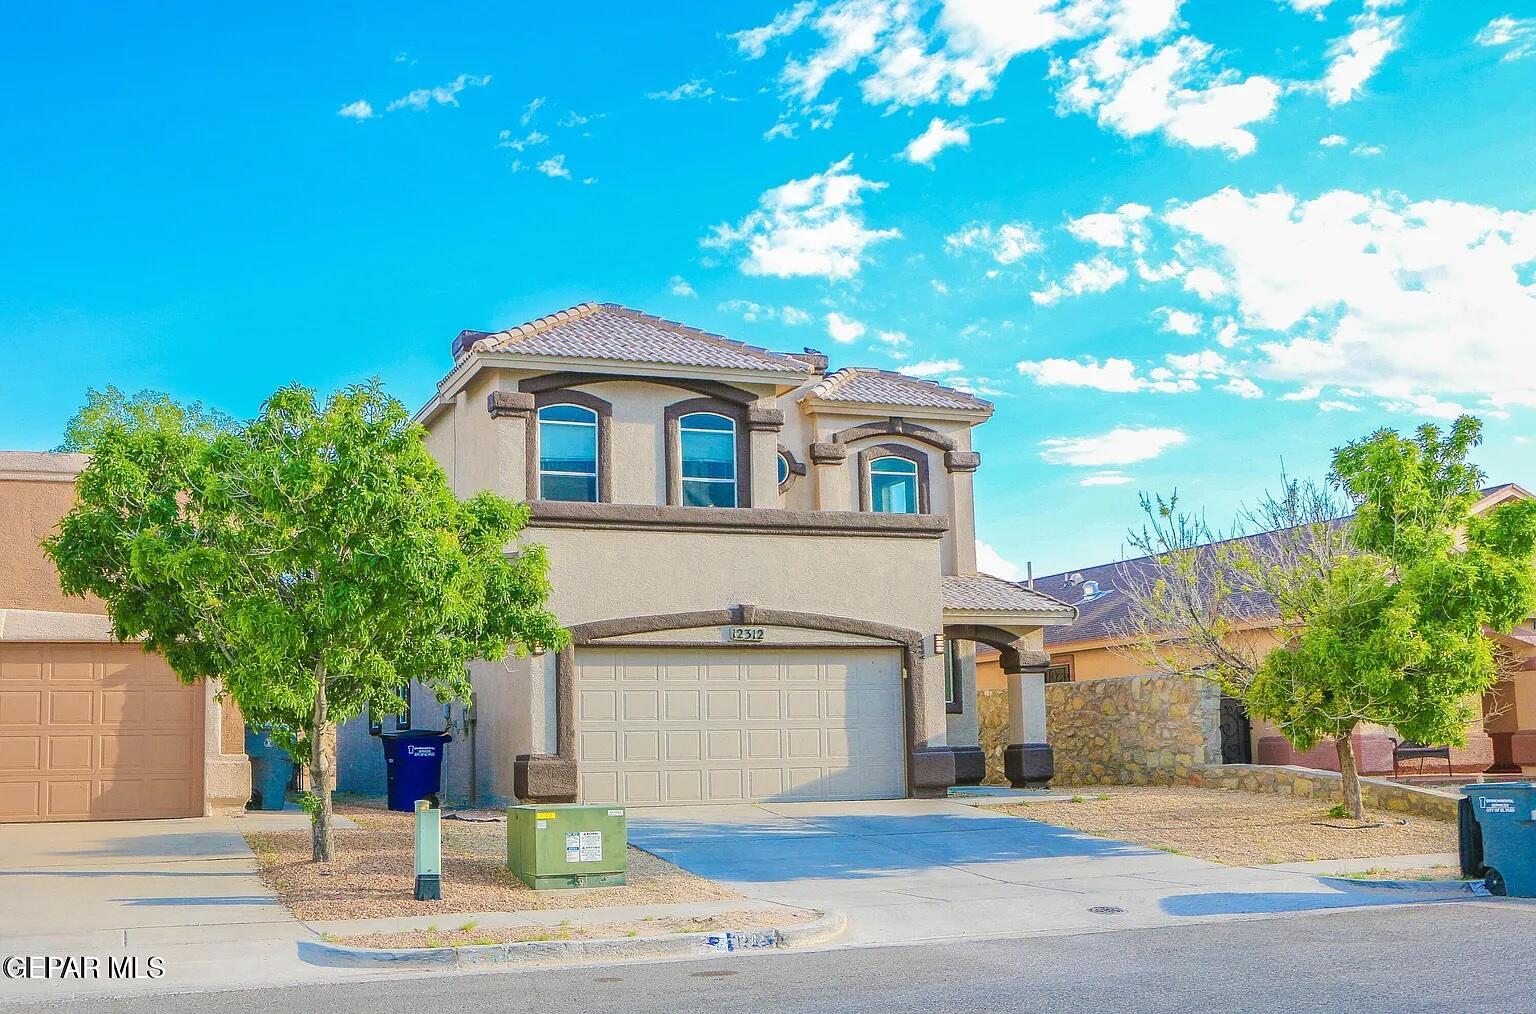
xmin=728 ymin=627 xmax=766 ymax=643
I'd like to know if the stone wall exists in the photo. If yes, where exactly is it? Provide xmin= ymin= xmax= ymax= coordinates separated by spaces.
xmin=1044 ymin=673 xmax=1224 ymax=786
xmin=1196 ymin=764 xmax=1459 ymax=821
xmin=977 ymin=689 xmax=1008 ymax=785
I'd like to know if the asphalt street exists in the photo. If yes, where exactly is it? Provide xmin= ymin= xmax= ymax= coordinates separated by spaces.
xmin=19 ymin=900 xmax=1535 ymax=1014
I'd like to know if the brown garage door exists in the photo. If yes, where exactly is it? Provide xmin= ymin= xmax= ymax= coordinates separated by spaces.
xmin=0 ymin=642 xmax=203 ymax=822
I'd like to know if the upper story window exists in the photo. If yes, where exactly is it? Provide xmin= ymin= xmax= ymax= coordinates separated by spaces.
xmin=537 ymin=404 xmax=598 ymax=502
xmin=679 ymin=411 xmax=737 ymax=507
xmin=869 ymin=456 xmax=920 ymax=513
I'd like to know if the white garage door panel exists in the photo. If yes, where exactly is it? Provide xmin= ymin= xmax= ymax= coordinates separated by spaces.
xmin=576 ymin=646 xmax=905 ymax=806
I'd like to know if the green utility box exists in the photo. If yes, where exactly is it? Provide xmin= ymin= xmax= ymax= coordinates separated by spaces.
xmin=507 ymin=803 xmax=628 ymax=889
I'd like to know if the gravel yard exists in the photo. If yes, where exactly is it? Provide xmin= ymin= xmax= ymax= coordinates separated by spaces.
xmin=994 ymin=786 xmax=1457 ymax=866
xmin=330 ymin=908 xmax=815 ymax=950
xmin=244 ymin=804 xmax=735 ymax=921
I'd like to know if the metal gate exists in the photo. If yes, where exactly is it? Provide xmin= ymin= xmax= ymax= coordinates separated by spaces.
xmin=1219 ymin=695 xmax=1252 ymax=765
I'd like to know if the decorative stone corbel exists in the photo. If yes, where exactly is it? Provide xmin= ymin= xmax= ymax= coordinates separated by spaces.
xmin=486 ymin=391 xmax=535 ymax=419
xmin=944 ymin=450 xmax=981 ymax=473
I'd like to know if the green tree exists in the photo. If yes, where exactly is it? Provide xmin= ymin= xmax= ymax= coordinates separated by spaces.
xmin=45 ymin=382 xmax=567 ymax=860
xmin=1122 ymin=418 xmax=1536 ymax=818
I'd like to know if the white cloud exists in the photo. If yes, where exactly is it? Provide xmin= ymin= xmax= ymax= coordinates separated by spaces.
xmin=703 ymin=156 xmax=900 ymax=280
xmin=1067 ymin=203 xmax=1152 ymax=249
xmin=386 ymin=73 xmax=491 ymax=113
xmin=1319 ymin=133 xmax=1348 ymax=147
xmin=975 ymin=540 xmax=1022 ymax=581
xmin=1319 ymin=400 xmax=1361 ymax=412
xmin=536 ymin=154 xmax=572 ymax=179
xmin=901 ymin=358 xmax=964 ymax=378
xmin=745 ymin=0 xmax=1295 ymax=155
xmin=1039 ymin=426 xmax=1188 ymax=467
xmin=1478 ymin=16 xmax=1536 ymax=61
xmin=1219 ymin=377 xmax=1264 ymax=399
xmin=1017 ymin=356 xmax=1196 ymax=394
xmin=1321 ymin=10 xmax=1403 ymax=105
xmin=1080 ymin=471 xmax=1136 ymax=486
xmin=1350 ymin=142 xmax=1384 ymax=156
xmin=1055 ymin=35 xmax=1281 ymax=156
xmin=732 ymin=2 xmax=816 ymax=59
xmin=1155 ymin=186 xmax=1536 ymax=412
xmin=901 ymin=116 xmax=972 ymax=165
xmin=497 ymin=129 xmax=547 ymax=152
xmin=873 ymin=329 xmax=911 ymax=355
xmin=1032 ymin=255 xmax=1128 ymax=305
xmin=930 ymin=279 xmax=950 ymax=295
xmin=520 ymin=97 xmax=545 ymax=125
xmin=718 ymin=300 xmax=813 ymax=325
xmin=945 ymin=220 xmax=1041 ymax=265
xmin=825 ymin=310 xmax=867 ymax=343
xmin=337 ymin=99 xmax=375 ymax=120
xmin=647 ymin=79 xmax=716 ymax=101
xmin=669 ymin=276 xmax=697 ymax=298
xmin=1157 ymin=307 xmax=1203 ymax=335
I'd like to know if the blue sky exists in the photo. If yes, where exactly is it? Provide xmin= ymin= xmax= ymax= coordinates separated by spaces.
xmin=2 ymin=1 xmax=1534 ymax=574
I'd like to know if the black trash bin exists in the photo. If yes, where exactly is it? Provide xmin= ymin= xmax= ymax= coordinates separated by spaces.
xmin=381 ymin=730 xmax=452 ymax=812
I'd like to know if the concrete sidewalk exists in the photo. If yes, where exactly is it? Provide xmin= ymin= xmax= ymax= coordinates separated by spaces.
xmin=627 ymin=798 xmax=1467 ymax=947
xmin=0 ymin=809 xmax=386 ymax=1005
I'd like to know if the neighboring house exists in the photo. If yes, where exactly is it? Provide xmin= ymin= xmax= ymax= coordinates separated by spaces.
xmin=0 ymin=452 xmax=249 ymax=823
xmin=978 ymin=483 xmax=1536 ymax=779
xmin=335 ymin=302 xmax=1077 ymax=805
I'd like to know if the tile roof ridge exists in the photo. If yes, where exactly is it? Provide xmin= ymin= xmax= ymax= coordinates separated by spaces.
xmin=812 ymin=365 xmax=990 ymax=408
xmin=596 ymin=302 xmax=809 ymax=370
xmin=967 ymin=571 xmax=1078 ymax=611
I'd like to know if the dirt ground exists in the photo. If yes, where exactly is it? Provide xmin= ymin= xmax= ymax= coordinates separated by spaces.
xmin=1338 ymin=865 xmax=1468 ymax=882
xmin=994 ymin=786 xmax=1457 ymax=866
xmin=331 ymin=908 xmax=815 ymax=950
xmin=243 ymin=804 xmax=735 ymax=921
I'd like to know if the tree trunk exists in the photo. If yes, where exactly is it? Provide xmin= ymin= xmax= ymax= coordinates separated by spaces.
xmin=309 ymin=673 xmax=335 ymax=864
xmin=1335 ymin=731 xmax=1364 ymax=821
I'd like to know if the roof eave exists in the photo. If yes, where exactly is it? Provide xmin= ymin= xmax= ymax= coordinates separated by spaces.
xmin=800 ymin=398 xmax=993 ymax=422
xmin=944 ymin=608 xmax=1078 ymax=627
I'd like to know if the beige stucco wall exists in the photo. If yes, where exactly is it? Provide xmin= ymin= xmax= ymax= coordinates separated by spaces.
xmin=0 ymin=454 xmax=250 ymax=814
xmin=0 ymin=459 xmax=103 ymax=614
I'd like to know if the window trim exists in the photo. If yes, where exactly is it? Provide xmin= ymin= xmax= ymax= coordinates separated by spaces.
xmin=1045 ymin=657 xmax=1074 ymax=684
xmin=525 ymin=389 xmax=613 ymax=503
xmin=777 ymin=446 xmax=807 ymax=494
xmin=857 ymin=443 xmax=931 ymax=514
xmin=664 ymin=397 xmax=752 ymax=508
xmin=944 ymin=640 xmax=963 ymax=714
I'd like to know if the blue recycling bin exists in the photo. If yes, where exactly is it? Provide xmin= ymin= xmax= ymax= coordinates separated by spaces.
xmin=1461 ymin=782 xmax=1536 ymax=896
xmin=382 ymin=730 xmax=452 ymax=812
xmin=244 ymin=727 xmax=294 ymax=811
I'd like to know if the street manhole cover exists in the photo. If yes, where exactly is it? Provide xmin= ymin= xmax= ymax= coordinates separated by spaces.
xmin=1089 ymin=906 xmax=1125 ymax=914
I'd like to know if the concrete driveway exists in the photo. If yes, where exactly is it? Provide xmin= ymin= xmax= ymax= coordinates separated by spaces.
xmin=628 ymin=797 xmax=1458 ymax=946
xmin=0 ymin=811 xmax=381 ymax=1005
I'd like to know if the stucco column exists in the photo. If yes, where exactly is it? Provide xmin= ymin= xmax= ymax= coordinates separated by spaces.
xmin=747 ymin=404 xmax=784 ymax=508
xmin=1509 ymin=661 xmax=1536 ymax=776
xmin=486 ymin=389 xmax=533 ymax=501
xmin=943 ymin=449 xmax=980 ymax=575
xmin=809 ymin=440 xmax=852 ymax=511
xmin=1004 ymin=666 xmax=1053 ymax=786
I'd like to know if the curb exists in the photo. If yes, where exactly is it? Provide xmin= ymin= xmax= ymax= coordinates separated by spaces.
xmin=296 ymin=909 xmax=847 ymax=969
xmin=1318 ymin=875 xmax=1488 ymax=896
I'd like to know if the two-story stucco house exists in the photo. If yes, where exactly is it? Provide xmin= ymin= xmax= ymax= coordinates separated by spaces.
xmin=336 ymin=303 xmax=1076 ymax=806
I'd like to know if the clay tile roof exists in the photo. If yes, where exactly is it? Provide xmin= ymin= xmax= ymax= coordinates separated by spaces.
xmin=451 ymin=302 xmax=812 ymax=374
xmin=810 ymin=368 xmax=992 ymax=413
xmin=943 ymin=574 xmax=1076 ymax=617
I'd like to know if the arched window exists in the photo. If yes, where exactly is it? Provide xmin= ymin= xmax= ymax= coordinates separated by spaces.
xmin=679 ymin=411 xmax=737 ymax=507
xmin=537 ymin=404 xmax=598 ymax=502
xmin=868 ymin=456 xmax=920 ymax=513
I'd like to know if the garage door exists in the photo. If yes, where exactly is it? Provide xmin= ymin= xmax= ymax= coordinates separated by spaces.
xmin=576 ymin=646 xmax=906 ymax=806
xmin=0 ymin=642 xmax=203 ymax=822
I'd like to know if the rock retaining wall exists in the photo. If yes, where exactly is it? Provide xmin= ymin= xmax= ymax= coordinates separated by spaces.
xmin=1043 ymin=673 xmax=1224 ymax=786
xmin=1196 ymin=764 xmax=1459 ymax=821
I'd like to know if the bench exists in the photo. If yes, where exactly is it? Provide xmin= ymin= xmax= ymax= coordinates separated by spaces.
xmin=1392 ymin=739 xmax=1453 ymax=778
